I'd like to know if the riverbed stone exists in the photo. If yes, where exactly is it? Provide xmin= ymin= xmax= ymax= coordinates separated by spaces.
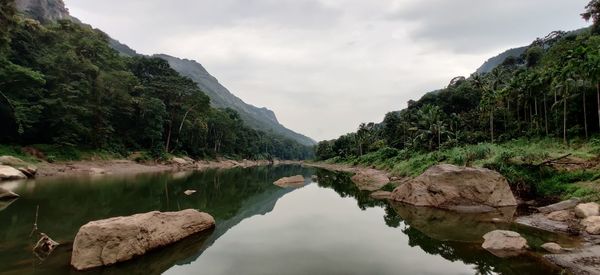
xmin=547 ymin=210 xmax=574 ymax=222
xmin=481 ymin=230 xmax=528 ymax=258
xmin=170 ymin=157 xmax=189 ymax=165
xmin=541 ymin=242 xmax=563 ymax=254
xmin=273 ymin=175 xmax=305 ymax=188
xmin=71 ymin=209 xmax=215 ymax=270
xmin=0 ymin=165 xmax=27 ymax=181
xmin=391 ymin=164 xmax=517 ymax=211
xmin=575 ymin=203 xmax=600 ymax=218
xmin=538 ymin=198 xmax=581 ymax=214
xmin=581 ymin=216 xmax=600 ymax=235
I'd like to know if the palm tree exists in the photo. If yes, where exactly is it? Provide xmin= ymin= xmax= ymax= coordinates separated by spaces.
xmin=482 ymin=68 xmax=506 ymax=143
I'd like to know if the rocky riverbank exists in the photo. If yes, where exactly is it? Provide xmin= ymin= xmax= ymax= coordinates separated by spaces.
xmin=0 ymin=156 xmax=303 ymax=180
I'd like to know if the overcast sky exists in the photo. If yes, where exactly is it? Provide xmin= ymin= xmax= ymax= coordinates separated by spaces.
xmin=64 ymin=0 xmax=590 ymax=141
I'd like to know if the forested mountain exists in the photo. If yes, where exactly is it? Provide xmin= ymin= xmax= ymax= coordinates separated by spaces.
xmin=0 ymin=0 xmax=313 ymax=160
xmin=156 ymin=54 xmax=316 ymax=146
xmin=476 ymin=47 xmax=527 ymax=74
xmin=316 ymin=1 xmax=600 ymax=161
xmin=12 ymin=0 xmax=315 ymax=147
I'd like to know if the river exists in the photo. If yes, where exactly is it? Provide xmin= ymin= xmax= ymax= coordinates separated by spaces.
xmin=0 ymin=165 xmax=573 ymax=274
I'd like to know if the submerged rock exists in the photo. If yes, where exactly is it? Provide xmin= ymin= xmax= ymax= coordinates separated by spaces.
xmin=0 ymin=187 xmax=19 ymax=200
xmin=481 ymin=230 xmax=528 ymax=258
xmin=33 ymin=233 xmax=60 ymax=260
xmin=391 ymin=164 xmax=517 ymax=212
xmin=71 ymin=209 xmax=215 ymax=270
xmin=538 ymin=198 xmax=581 ymax=214
xmin=541 ymin=243 xmax=563 ymax=254
xmin=392 ymin=202 xmax=516 ymax=243
xmin=575 ymin=203 xmax=600 ymax=218
xmin=273 ymin=175 xmax=305 ymax=188
xmin=545 ymin=245 xmax=600 ymax=274
xmin=184 ymin=190 xmax=197 ymax=196
xmin=0 ymin=165 xmax=27 ymax=181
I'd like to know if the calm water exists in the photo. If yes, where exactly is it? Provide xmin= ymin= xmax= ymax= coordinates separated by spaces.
xmin=0 ymin=165 xmax=573 ymax=275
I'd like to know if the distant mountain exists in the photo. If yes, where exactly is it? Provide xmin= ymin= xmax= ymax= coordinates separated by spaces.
xmin=14 ymin=0 xmax=316 ymax=146
xmin=156 ymin=54 xmax=316 ymax=146
xmin=475 ymin=46 xmax=528 ymax=74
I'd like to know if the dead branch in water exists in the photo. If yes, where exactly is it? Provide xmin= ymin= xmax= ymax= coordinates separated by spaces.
xmin=29 ymin=204 xmax=39 ymax=237
xmin=535 ymin=153 xmax=573 ymax=167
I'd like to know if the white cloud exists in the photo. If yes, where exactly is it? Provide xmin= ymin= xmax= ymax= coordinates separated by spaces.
xmin=64 ymin=0 xmax=590 ymax=141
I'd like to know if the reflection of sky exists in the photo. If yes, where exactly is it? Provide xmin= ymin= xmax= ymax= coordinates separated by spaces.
xmin=165 ymin=184 xmax=476 ymax=275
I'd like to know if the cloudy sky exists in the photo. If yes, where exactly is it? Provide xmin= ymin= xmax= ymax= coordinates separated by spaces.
xmin=64 ymin=0 xmax=590 ymax=141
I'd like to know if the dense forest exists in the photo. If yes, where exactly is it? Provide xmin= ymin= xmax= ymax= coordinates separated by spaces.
xmin=316 ymin=0 xmax=600 ymax=162
xmin=0 ymin=1 xmax=313 ymax=160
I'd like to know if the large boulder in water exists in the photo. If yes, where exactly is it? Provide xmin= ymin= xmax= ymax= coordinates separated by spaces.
xmin=391 ymin=164 xmax=517 ymax=212
xmin=482 ymin=230 xmax=528 ymax=258
xmin=273 ymin=175 xmax=305 ymax=188
xmin=71 ymin=209 xmax=215 ymax=270
xmin=0 ymin=165 xmax=27 ymax=181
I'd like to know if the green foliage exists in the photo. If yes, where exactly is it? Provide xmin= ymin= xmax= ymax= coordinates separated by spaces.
xmin=0 ymin=8 xmax=313 ymax=161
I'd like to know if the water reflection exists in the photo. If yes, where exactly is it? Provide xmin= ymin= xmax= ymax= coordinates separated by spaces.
xmin=0 ymin=166 xmax=576 ymax=275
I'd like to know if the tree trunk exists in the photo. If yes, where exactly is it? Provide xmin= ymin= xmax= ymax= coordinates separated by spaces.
xmin=544 ymin=93 xmax=548 ymax=136
xmin=564 ymin=97 xmax=568 ymax=145
xmin=165 ymin=121 xmax=173 ymax=153
xmin=583 ymin=89 xmax=588 ymax=139
xmin=490 ymin=109 xmax=494 ymax=143
xmin=597 ymin=83 xmax=600 ymax=132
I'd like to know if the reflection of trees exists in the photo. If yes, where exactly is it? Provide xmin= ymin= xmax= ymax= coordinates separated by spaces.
xmin=314 ymin=170 xmax=386 ymax=210
xmin=315 ymin=170 xmax=563 ymax=275
xmin=0 ymin=165 xmax=314 ymax=274
xmin=390 ymin=205 xmax=562 ymax=275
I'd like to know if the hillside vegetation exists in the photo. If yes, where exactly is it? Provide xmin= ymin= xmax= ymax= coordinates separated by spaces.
xmin=0 ymin=1 xmax=313 ymax=161
xmin=316 ymin=1 xmax=600 ymax=199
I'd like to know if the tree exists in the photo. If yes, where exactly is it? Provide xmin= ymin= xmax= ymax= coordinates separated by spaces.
xmin=582 ymin=0 xmax=600 ymax=33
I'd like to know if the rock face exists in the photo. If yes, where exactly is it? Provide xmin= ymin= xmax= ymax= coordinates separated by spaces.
xmin=71 ymin=209 xmax=215 ymax=270
xmin=0 ymin=165 xmax=27 ymax=181
xmin=273 ymin=175 xmax=305 ymax=188
xmin=0 ymin=187 xmax=19 ymax=200
xmin=351 ymin=169 xmax=390 ymax=191
xmin=15 ymin=0 xmax=71 ymax=23
xmin=391 ymin=164 xmax=517 ymax=211
xmin=575 ymin=203 xmax=600 ymax=218
xmin=481 ymin=230 xmax=528 ymax=258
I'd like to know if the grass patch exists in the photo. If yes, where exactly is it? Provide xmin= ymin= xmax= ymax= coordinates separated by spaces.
xmin=326 ymin=138 xmax=600 ymax=200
